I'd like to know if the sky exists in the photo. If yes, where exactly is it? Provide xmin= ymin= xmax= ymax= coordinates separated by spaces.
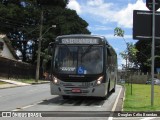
xmin=67 ymin=0 xmax=153 ymax=69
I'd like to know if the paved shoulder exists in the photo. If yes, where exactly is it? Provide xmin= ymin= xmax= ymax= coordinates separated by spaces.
xmin=0 ymin=79 xmax=30 ymax=85
xmin=0 ymin=79 xmax=30 ymax=89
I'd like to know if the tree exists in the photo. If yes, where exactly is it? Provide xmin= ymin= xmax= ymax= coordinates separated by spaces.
xmin=120 ymin=42 xmax=138 ymax=69
xmin=114 ymin=27 xmax=124 ymax=37
xmin=135 ymin=40 xmax=160 ymax=73
xmin=114 ymin=27 xmax=138 ymax=70
xmin=0 ymin=0 xmax=90 ymax=63
xmin=36 ymin=0 xmax=68 ymax=8
xmin=0 ymin=0 xmax=91 ymax=80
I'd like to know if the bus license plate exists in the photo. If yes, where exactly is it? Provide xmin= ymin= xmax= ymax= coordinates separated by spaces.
xmin=72 ymin=88 xmax=81 ymax=93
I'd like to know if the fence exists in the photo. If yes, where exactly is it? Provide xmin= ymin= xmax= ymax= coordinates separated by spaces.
xmin=129 ymin=72 xmax=149 ymax=84
xmin=0 ymin=57 xmax=36 ymax=79
xmin=119 ymin=71 xmax=160 ymax=84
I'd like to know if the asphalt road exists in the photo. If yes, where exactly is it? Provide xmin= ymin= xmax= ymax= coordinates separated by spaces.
xmin=1 ymin=84 xmax=158 ymax=120
xmin=0 ymin=83 xmax=53 ymax=111
xmin=0 ymin=83 xmax=123 ymax=120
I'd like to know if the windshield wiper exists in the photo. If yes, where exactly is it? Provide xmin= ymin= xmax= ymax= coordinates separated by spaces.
xmin=63 ymin=44 xmax=72 ymax=56
xmin=81 ymin=45 xmax=93 ymax=58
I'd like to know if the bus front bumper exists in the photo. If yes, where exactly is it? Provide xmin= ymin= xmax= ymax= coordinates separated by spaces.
xmin=50 ymin=82 xmax=108 ymax=97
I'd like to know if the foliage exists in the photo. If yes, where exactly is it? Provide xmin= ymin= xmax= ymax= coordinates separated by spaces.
xmin=124 ymin=84 xmax=160 ymax=111
xmin=0 ymin=0 xmax=91 ymax=68
xmin=36 ymin=0 xmax=68 ymax=8
xmin=114 ymin=27 xmax=160 ymax=72
xmin=135 ymin=40 xmax=160 ymax=73
xmin=114 ymin=27 xmax=138 ymax=69
xmin=0 ymin=81 xmax=6 ymax=85
xmin=127 ymin=43 xmax=138 ymax=67
xmin=13 ymin=78 xmax=48 ymax=83
xmin=119 ymin=43 xmax=138 ymax=69
xmin=114 ymin=27 xmax=124 ymax=37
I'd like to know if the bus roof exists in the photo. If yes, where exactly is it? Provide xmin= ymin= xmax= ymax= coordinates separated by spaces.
xmin=56 ymin=34 xmax=109 ymax=45
xmin=55 ymin=34 xmax=116 ymax=55
xmin=56 ymin=34 xmax=106 ymax=39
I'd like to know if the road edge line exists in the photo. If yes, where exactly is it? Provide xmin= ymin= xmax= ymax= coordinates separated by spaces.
xmin=108 ymin=85 xmax=122 ymax=120
xmin=121 ymin=85 xmax=126 ymax=111
xmin=112 ymin=85 xmax=122 ymax=111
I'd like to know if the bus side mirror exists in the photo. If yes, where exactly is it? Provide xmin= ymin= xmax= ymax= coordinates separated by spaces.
xmin=48 ymin=42 xmax=55 ymax=54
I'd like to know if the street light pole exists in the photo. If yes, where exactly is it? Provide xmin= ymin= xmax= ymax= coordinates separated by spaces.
xmin=35 ymin=10 xmax=56 ymax=82
xmin=35 ymin=10 xmax=43 ymax=82
xmin=151 ymin=0 xmax=155 ymax=106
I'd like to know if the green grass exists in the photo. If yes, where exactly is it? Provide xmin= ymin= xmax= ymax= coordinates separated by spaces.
xmin=13 ymin=79 xmax=49 ymax=84
xmin=16 ymin=79 xmax=36 ymax=84
xmin=123 ymin=84 xmax=160 ymax=111
xmin=0 ymin=81 xmax=7 ymax=85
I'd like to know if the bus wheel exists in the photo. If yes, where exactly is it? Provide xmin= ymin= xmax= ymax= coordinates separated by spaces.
xmin=107 ymin=80 xmax=110 ymax=94
xmin=101 ymin=80 xmax=110 ymax=100
xmin=112 ymin=79 xmax=116 ymax=93
xmin=101 ymin=94 xmax=108 ymax=100
xmin=112 ymin=87 xmax=115 ymax=92
xmin=62 ymin=95 xmax=70 ymax=99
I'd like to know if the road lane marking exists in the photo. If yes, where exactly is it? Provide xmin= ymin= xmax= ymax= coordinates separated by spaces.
xmin=12 ymin=100 xmax=43 ymax=111
xmin=112 ymin=86 xmax=122 ymax=111
xmin=108 ymin=86 xmax=122 ymax=120
xmin=140 ymin=117 xmax=157 ymax=120
xmin=113 ymin=117 xmax=158 ymax=120
xmin=113 ymin=117 xmax=142 ymax=119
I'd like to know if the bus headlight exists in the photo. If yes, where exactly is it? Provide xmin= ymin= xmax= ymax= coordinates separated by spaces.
xmin=96 ymin=76 xmax=104 ymax=85
xmin=52 ymin=76 xmax=60 ymax=84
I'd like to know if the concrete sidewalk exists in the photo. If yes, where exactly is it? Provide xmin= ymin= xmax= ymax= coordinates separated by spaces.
xmin=0 ymin=79 xmax=31 ymax=85
xmin=0 ymin=79 xmax=31 ymax=89
xmin=0 ymin=78 xmax=50 ymax=89
xmin=0 ymin=83 xmax=19 ymax=89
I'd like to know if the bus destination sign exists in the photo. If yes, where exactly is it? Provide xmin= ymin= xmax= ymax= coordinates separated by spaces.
xmin=60 ymin=38 xmax=99 ymax=44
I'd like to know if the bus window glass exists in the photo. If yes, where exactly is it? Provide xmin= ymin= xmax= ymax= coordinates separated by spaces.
xmin=79 ymin=46 xmax=103 ymax=74
xmin=53 ymin=45 xmax=103 ymax=74
xmin=54 ymin=45 xmax=77 ymax=74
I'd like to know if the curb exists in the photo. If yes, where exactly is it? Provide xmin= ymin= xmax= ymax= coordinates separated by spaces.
xmin=0 ymin=81 xmax=50 ymax=89
xmin=114 ymin=84 xmax=125 ymax=111
xmin=31 ymin=81 xmax=50 ymax=85
xmin=0 ymin=84 xmax=26 ymax=89
xmin=121 ymin=85 xmax=126 ymax=111
xmin=0 ymin=79 xmax=30 ymax=86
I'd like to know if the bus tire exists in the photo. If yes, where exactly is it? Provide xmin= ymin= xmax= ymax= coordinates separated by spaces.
xmin=112 ymin=87 xmax=115 ymax=92
xmin=112 ymin=79 xmax=116 ymax=93
xmin=101 ymin=80 xmax=110 ymax=100
xmin=62 ymin=95 xmax=70 ymax=99
xmin=101 ymin=94 xmax=107 ymax=100
xmin=107 ymin=80 xmax=110 ymax=94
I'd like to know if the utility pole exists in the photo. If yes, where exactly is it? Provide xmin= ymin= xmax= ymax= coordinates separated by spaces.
xmin=151 ymin=0 xmax=155 ymax=106
xmin=36 ymin=10 xmax=43 ymax=82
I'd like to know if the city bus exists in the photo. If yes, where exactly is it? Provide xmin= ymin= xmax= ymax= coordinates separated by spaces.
xmin=49 ymin=35 xmax=117 ymax=99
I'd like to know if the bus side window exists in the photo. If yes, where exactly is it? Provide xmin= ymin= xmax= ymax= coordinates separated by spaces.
xmin=106 ymin=47 xmax=112 ymax=65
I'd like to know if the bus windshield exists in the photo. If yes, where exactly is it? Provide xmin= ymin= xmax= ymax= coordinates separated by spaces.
xmin=53 ymin=45 xmax=103 ymax=74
